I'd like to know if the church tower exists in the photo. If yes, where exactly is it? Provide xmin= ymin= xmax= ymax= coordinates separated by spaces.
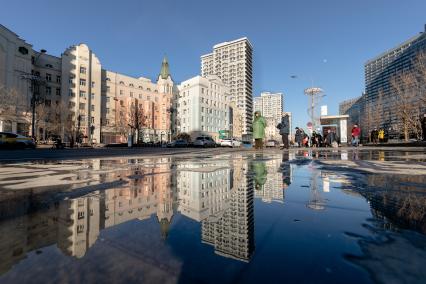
xmin=157 ymin=56 xmax=173 ymax=95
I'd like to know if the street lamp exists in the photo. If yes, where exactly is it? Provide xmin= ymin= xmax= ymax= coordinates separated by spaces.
xmin=21 ymin=49 xmax=47 ymax=139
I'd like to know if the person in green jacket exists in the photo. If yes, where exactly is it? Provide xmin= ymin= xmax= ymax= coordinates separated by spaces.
xmin=253 ymin=111 xmax=266 ymax=149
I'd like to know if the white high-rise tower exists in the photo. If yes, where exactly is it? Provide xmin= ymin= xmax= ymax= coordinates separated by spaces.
xmin=201 ymin=38 xmax=253 ymax=140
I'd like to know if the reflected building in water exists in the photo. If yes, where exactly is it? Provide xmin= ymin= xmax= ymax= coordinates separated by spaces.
xmin=254 ymin=158 xmax=284 ymax=203
xmin=201 ymin=156 xmax=255 ymax=262
xmin=0 ymin=156 xmax=256 ymax=274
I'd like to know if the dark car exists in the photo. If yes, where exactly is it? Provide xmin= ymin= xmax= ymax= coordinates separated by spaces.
xmin=167 ymin=139 xmax=189 ymax=148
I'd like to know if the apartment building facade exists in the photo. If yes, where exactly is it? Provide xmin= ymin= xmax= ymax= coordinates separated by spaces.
xmin=362 ymin=26 xmax=426 ymax=137
xmin=176 ymin=75 xmax=230 ymax=140
xmin=0 ymin=24 xmax=174 ymax=143
xmin=201 ymin=38 xmax=253 ymax=140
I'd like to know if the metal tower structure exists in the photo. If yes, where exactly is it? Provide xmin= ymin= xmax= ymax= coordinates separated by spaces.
xmin=304 ymin=87 xmax=325 ymax=130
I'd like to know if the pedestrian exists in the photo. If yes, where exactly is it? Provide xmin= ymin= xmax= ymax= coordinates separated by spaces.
xmin=295 ymin=127 xmax=303 ymax=147
xmin=378 ymin=128 xmax=385 ymax=143
xmin=351 ymin=124 xmax=361 ymax=147
xmin=253 ymin=111 xmax=266 ymax=150
xmin=311 ymin=131 xmax=319 ymax=147
xmin=276 ymin=114 xmax=290 ymax=149
xmin=421 ymin=114 xmax=426 ymax=141
xmin=325 ymin=129 xmax=337 ymax=147
xmin=371 ymin=128 xmax=379 ymax=144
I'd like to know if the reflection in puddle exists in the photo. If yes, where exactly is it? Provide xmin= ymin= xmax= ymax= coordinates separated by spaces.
xmin=0 ymin=150 xmax=425 ymax=283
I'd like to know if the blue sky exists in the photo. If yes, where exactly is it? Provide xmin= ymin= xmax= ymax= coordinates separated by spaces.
xmin=1 ymin=0 xmax=425 ymax=128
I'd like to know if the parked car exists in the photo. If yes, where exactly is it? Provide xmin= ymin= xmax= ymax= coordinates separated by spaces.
xmin=220 ymin=138 xmax=242 ymax=148
xmin=167 ymin=139 xmax=189 ymax=148
xmin=193 ymin=136 xmax=216 ymax=147
xmin=0 ymin=132 xmax=36 ymax=149
xmin=265 ymin=139 xmax=279 ymax=147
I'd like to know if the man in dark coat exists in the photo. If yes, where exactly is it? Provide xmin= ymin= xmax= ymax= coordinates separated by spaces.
xmin=371 ymin=128 xmax=379 ymax=144
xmin=295 ymin=127 xmax=303 ymax=147
xmin=276 ymin=114 xmax=290 ymax=149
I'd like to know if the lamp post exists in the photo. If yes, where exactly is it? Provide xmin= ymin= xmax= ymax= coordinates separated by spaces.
xmin=21 ymin=49 xmax=47 ymax=139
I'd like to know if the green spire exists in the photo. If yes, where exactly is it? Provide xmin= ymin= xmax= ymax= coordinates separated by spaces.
xmin=159 ymin=56 xmax=170 ymax=79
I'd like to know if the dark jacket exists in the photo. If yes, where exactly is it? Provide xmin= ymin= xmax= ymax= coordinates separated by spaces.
xmin=276 ymin=116 xmax=290 ymax=135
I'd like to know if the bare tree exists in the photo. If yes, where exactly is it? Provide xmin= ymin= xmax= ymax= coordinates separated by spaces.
xmin=0 ymin=86 xmax=31 ymax=130
xmin=128 ymin=101 xmax=147 ymax=143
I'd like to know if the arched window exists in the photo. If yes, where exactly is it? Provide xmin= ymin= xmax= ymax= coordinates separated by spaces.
xmin=129 ymin=83 xmax=134 ymax=87
xmin=119 ymin=81 xmax=124 ymax=85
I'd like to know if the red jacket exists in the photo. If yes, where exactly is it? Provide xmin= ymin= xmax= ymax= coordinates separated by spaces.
xmin=352 ymin=127 xmax=361 ymax=137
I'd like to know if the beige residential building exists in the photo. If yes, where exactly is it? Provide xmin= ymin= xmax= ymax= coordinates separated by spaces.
xmin=177 ymin=75 xmax=230 ymax=140
xmin=201 ymin=38 xmax=253 ymax=140
xmin=0 ymin=24 xmax=174 ymax=143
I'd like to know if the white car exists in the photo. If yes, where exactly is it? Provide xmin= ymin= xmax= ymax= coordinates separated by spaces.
xmin=220 ymin=138 xmax=242 ymax=148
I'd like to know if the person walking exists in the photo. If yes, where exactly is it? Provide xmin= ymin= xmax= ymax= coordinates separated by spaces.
xmin=295 ymin=127 xmax=303 ymax=147
xmin=325 ymin=129 xmax=337 ymax=147
xmin=276 ymin=114 xmax=290 ymax=149
xmin=351 ymin=124 xmax=361 ymax=147
xmin=378 ymin=128 xmax=385 ymax=143
xmin=253 ymin=111 xmax=266 ymax=150
xmin=421 ymin=114 xmax=426 ymax=141
xmin=371 ymin=128 xmax=379 ymax=144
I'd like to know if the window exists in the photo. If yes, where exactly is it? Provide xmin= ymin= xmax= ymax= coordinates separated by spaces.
xmin=139 ymin=94 xmax=142 ymax=99
xmin=56 ymin=75 xmax=61 ymax=83
xmin=80 ymin=79 xmax=86 ymax=86
xmin=46 ymin=86 xmax=51 ymax=95
xmin=91 ymin=116 xmax=94 ymax=123
xmin=106 ymin=108 xmax=110 ymax=114
xmin=45 ymin=99 xmax=51 ymax=106
xmin=91 ymin=105 xmax=95 ymax=111
xmin=201 ymin=88 xmax=204 ymax=94
xmin=56 ymin=88 xmax=61 ymax=96
xmin=91 ymin=93 xmax=95 ymax=100
xmin=119 ymin=81 xmax=124 ymax=85
xmin=130 ymin=92 xmax=133 ymax=97
xmin=120 ymin=90 xmax=124 ymax=95
xmin=79 ymin=91 xmax=86 ymax=98
xmin=46 ymin=73 xmax=52 ymax=81
xmin=77 ymin=225 xmax=84 ymax=234
xmin=78 ymin=211 xmax=85 ymax=219
xmin=106 ymin=97 xmax=110 ymax=103
xmin=106 ymin=77 xmax=111 ymax=81
xmin=80 ymin=66 xmax=86 ymax=74
xmin=45 ymin=64 xmax=53 ymax=68
xmin=69 ymin=90 xmax=74 ymax=97
xmin=79 ymin=103 xmax=85 ymax=110
xmin=106 ymin=119 xmax=110 ymax=125
xmin=129 ymin=83 xmax=134 ymax=87
xmin=91 ymin=81 xmax=95 ymax=87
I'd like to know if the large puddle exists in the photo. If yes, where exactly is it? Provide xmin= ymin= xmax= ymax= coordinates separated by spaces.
xmin=0 ymin=149 xmax=425 ymax=283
